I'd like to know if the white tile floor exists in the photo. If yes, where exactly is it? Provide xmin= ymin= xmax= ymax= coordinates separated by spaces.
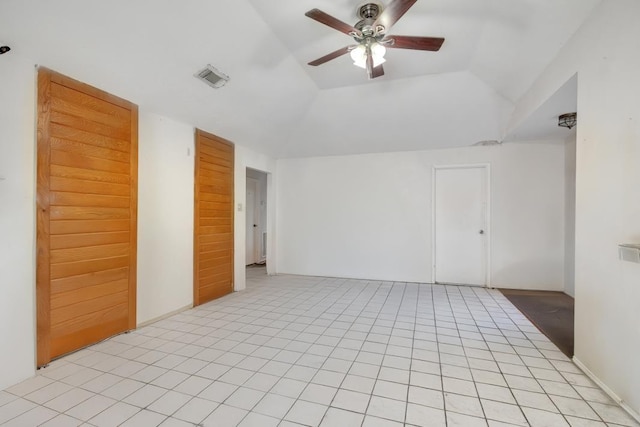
xmin=1 ymin=267 xmax=638 ymax=427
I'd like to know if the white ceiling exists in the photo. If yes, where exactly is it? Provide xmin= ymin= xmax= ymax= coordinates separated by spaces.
xmin=1 ymin=0 xmax=599 ymax=158
xmin=505 ymin=74 xmax=578 ymax=142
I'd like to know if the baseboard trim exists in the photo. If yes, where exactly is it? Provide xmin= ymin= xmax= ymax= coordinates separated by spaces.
xmin=573 ymin=356 xmax=640 ymax=423
xmin=136 ymin=304 xmax=193 ymax=329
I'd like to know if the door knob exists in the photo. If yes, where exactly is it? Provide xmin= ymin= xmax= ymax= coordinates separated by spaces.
xmin=479 ymin=230 xmax=485 ymax=234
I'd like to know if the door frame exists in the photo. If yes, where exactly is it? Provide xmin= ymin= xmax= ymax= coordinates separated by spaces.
xmin=431 ymin=163 xmax=491 ymax=287
xmin=245 ymin=177 xmax=260 ymax=265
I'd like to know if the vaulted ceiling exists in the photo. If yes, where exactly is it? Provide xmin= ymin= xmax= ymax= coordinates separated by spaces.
xmin=1 ymin=0 xmax=599 ymax=157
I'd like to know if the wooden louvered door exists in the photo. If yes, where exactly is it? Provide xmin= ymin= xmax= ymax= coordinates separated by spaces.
xmin=194 ymin=129 xmax=234 ymax=306
xmin=36 ymin=68 xmax=138 ymax=366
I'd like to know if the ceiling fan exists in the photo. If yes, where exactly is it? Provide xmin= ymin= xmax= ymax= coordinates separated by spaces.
xmin=305 ymin=0 xmax=445 ymax=79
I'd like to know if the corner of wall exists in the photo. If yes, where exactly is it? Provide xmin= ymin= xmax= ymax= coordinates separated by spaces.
xmin=0 ymin=54 xmax=38 ymax=390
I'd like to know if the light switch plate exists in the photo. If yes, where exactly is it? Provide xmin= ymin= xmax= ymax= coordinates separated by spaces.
xmin=619 ymin=244 xmax=640 ymax=263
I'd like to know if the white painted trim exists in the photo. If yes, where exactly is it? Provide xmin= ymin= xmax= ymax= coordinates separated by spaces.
xmin=246 ymin=177 xmax=260 ymax=265
xmin=431 ymin=163 xmax=491 ymax=287
xmin=485 ymin=164 xmax=492 ymax=288
xmin=573 ymin=357 xmax=640 ymax=423
xmin=265 ymin=171 xmax=275 ymax=276
xmin=431 ymin=167 xmax=437 ymax=284
xmin=136 ymin=304 xmax=193 ymax=328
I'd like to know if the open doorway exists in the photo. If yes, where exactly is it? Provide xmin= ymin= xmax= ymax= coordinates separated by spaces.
xmin=246 ymin=168 xmax=268 ymax=268
xmin=499 ymin=74 xmax=577 ymax=358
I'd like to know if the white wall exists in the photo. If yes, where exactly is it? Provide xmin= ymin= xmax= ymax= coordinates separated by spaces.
xmin=510 ymin=0 xmax=640 ymax=418
xmin=0 ymin=54 xmax=37 ymax=391
xmin=276 ymin=142 xmax=566 ymax=289
xmin=137 ymin=113 xmax=195 ymax=324
xmin=564 ymin=135 xmax=577 ymax=297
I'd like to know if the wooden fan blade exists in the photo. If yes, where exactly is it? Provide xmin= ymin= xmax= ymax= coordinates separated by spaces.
xmin=305 ymin=9 xmax=359 ymax=36
xmin=374 ymin=0 xmax=417 ymax=30
xmin=371 ymin=64 xmax=385 ymax=79
xmin=387 ymin=36 xmax=445 ymax=51
xmin=308 ymin=46 xmax=351 ymax=66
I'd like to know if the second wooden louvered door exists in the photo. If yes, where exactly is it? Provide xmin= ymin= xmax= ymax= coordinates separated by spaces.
xmin=36 ymin=68 xmax=138 ymax=366
xmin=194 ymin=129 xmax=234 ymax=306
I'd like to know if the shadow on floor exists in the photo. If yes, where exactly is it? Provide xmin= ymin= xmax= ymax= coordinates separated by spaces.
xmin=499 ymin=289 xmax=574 ymax=358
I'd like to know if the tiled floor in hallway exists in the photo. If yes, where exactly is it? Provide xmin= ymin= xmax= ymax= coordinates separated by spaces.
xmin=1 ymin=267 xmax=638 ymax=426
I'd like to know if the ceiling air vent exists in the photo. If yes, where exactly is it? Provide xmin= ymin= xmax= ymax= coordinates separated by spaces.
xmin=195 ymin=65 xmax=229 ymax=89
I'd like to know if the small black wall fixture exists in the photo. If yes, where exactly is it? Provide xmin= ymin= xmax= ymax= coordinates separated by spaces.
xmin=558 ymin=112 xmax=577 ymax=129
xmin=0 ymin=46 xmax=11 ymax=55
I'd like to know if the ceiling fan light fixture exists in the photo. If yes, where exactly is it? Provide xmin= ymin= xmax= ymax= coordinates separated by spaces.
xmin=350 ymin=44 xmax=366 ymax=64
xmin=371 ymin=42 xmax=386 ymax=61
xmin=305 ymin=0 xmax=445 ymax=79
xmin=350 ymin=42 xmax=386 ymax=69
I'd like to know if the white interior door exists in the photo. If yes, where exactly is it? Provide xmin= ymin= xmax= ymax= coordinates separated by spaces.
xmin=245 ymin=179 xmax=258 ymax=265
xmin=434 ymin=166 xmax=488 ymax=286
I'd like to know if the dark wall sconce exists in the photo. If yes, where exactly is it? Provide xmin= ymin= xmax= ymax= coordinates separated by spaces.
xmin=558 ymin=112 xmax=577 ymax=129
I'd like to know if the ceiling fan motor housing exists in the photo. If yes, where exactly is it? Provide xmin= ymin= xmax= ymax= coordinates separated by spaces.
xmin=355 ymin=2 xmax=384 ymax=36
xmin=357 ymin=3 xmax=381 ymax=20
